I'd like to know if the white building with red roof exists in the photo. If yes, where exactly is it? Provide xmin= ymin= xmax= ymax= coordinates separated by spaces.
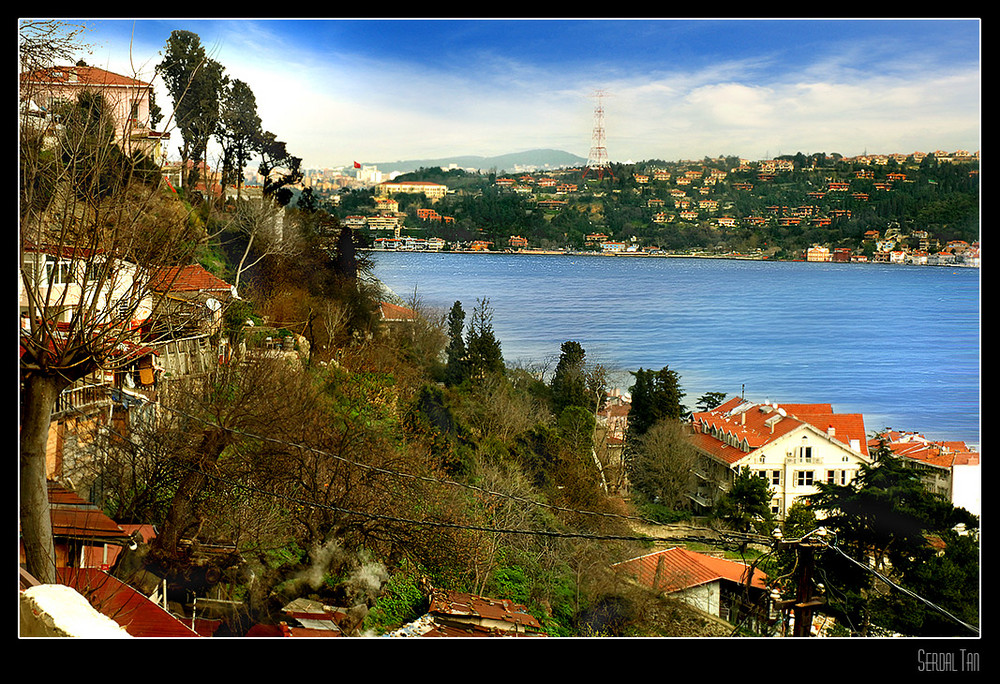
xmin=874 ymin=430 xmax=980 ymax=516
xmin=613 ymin=546 xmax=770 ymax=626
xmin=687 ymin=396 xmax=871 ymax=518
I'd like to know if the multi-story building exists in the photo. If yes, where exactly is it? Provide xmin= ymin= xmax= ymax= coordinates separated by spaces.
xmin=877 ymin=431 xmax=980 ymax=516
xmin=377 ymin=180 xmax=448 ymax=200
xmin=20 ymin=64 xmax=168 ymax=162
xmin=687 ymin=397 xmax=870 ymax=518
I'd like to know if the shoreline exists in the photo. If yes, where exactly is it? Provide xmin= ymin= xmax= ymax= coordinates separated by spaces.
xmin=361 ymin=248 xmax=979 ymax=267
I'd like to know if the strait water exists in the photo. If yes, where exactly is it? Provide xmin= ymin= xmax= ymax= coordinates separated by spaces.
xmin=371 ymin=252 xmax=980 ymax=447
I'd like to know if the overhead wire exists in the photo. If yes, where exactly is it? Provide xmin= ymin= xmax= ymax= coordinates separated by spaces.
xmin=156 ymin=402 xmax=773 ymax=547
xmin=101 ymin=399 xmax=979 ymax=636
xmin=815 ymin=535 xmax=979 ymax=636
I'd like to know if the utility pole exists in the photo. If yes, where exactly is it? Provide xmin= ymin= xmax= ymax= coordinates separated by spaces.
xmin=772 ymin=528 xmax=828 ymax=636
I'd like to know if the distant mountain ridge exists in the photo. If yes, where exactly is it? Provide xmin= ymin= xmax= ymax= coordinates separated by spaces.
xmin=365 ymin=149 xmax=587 ymax=175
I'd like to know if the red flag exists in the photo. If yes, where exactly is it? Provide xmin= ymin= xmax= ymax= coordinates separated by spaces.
xmin=354 ymin=161 xmax=361 ymax=168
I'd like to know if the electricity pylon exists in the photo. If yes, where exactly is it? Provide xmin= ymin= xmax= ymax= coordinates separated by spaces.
xmin=583 ymin=89 xmax=613 ymax=180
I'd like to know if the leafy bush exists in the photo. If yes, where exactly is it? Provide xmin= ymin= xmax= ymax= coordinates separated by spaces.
xmin=362 ymin=569 xmax=427 ymax=634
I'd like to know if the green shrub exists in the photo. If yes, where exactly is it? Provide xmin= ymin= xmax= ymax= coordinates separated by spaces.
xmin=363 ymin=569 xmax=427 ymax=634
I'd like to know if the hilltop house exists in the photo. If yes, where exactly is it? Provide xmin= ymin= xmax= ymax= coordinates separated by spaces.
xmin=20 ymin=63 xmax=168 ymax=161
xmin=687 ymin=396 xmax=870 ymax=518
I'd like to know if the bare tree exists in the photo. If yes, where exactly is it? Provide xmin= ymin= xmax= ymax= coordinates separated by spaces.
xmin=627 ymin=418 xmax=698 ymax=510
xmin=19 ymin=22 xmax=200 ymax=582
xmin=227 ymin=196 xmax=300 ymax=290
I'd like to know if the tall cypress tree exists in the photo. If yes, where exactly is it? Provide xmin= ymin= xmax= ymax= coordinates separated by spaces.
xmin=444 ymin=301 xmax=467 ymax=386
xmin=550 ymin=340 xmax=593 ymax=416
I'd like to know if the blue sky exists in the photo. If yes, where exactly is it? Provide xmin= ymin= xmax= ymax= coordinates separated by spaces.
xmin=55 ymin=18 xmax=980 ymax=169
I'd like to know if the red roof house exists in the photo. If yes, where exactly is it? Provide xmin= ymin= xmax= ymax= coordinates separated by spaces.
xmin=56 ymin=567 xmax=200 ymax=637
xmin=687 ymin=396 xmax=870 ymax=517
xmin=613 ymin=546 xmax=769 ymax=623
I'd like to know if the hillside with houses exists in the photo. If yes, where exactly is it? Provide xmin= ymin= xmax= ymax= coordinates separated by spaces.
xmin=322 ymin=151 xmax=979 ymax=267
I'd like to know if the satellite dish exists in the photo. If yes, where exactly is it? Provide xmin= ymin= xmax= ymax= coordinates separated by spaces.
xmin=205 ymin=298 xmax=221 ymax=312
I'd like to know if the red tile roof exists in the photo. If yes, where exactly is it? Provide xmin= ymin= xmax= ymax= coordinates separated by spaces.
xmin=690 ymin=397 xmax=868 ymax=464
xmin=148 ymin=264 xmax=234 ymax=294
xmin=613 ymin=547 xmax=768 ymax=594
xmin=876 ymin=435 xmax=980 ymax=469
xmin=378 ymin=301 xmax=418 ymax=322
xmin=22 ymin=65 xmax=151 ymax=88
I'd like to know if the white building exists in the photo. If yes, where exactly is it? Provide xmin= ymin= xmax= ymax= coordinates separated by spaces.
xmin=20 ymin=245 xmax=153 ymax=331
xmin=688 ymin=396 xmax=871 ymax=518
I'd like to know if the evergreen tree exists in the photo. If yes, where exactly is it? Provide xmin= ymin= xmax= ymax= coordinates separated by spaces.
xmin=714 ymin=466 xmax=773 ymax=535
xmin=444 ymin=301 xmax=468 ymax=386
xmin=626 ymin=366 xmax=686 ymax=438
xmin=465 ymin=298 xmax=504 ymax=380
xmin=804 ymin=438 xmax=979 ymax=636
xmin=333 ymin=224 xmax=357 ymax=280
xmin=550 ymin=340 xmax=594 ymax=416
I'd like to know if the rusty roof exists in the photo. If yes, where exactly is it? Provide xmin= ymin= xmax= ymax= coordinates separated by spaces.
xmin=47 ymin=483 xmax=131 ymax=543
xmin=428 ymin=588 xmax=543 ymax=630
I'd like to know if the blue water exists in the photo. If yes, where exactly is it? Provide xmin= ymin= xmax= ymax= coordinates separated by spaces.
xmin=371 ymin=252 xmax=980 ymax=447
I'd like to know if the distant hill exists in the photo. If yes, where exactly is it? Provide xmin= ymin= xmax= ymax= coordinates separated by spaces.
xmin=365 ymin=149 xmax=587 ymax=175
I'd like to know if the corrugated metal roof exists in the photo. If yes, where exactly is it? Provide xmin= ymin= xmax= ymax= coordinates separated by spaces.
xmin=56 ymin=568 xmax=200 ymax=637
xmin=428 ymin=588 xmax=543 ymax=630
xmin=47 ymin=483 xmax=131 ymax=543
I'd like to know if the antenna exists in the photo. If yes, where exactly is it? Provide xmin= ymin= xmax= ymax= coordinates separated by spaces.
xmin=583 ymin=89 xmax=613 ymax=180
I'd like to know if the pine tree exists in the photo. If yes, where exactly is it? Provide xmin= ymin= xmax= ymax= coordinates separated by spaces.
xmin=465 ymin=298 xmax=504 ymax=381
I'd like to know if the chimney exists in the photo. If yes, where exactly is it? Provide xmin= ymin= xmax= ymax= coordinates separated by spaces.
xmin=827 ymin=425 xmax=835 ymax=438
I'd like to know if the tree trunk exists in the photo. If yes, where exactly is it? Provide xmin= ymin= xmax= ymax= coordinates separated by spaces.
xmin=153 ymin=428 xmax=229 ymax=560
xmin=19 ymin=373 xmax=67 ymax=584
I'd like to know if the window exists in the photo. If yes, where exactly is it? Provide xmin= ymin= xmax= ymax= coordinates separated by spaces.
xmin=45 ymin=259 xmax=72 ymax=285
xmin=771 ymin=470 xmax=781 ymax=486
xmin=827 ymin=470 xmax=849 ymax=485
xmin=799 ymin=446 xmax=813 ymax=461
xmin=795 ymin=471 xmax=814 ymax=487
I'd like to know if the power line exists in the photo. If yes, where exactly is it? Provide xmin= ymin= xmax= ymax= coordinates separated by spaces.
xmin=774 ymin=528 xmax=979 ymax=636
xmin=104 ymin=402 xmax=767 ymax=547
xmin=160 ymin=403 xmax=769 ymax=542
xmin=818 ymin=537 xmax=979 ymax=636
xmin=103 ymin=406 xmax=979 ymax=636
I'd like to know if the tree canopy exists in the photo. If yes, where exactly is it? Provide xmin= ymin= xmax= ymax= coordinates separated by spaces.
xmin=802 ymin=438 xmax=979 ymax=636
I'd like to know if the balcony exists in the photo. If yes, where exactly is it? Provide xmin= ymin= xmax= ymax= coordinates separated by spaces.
xmin=53 ymin=382 xmax=111 ymax=416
